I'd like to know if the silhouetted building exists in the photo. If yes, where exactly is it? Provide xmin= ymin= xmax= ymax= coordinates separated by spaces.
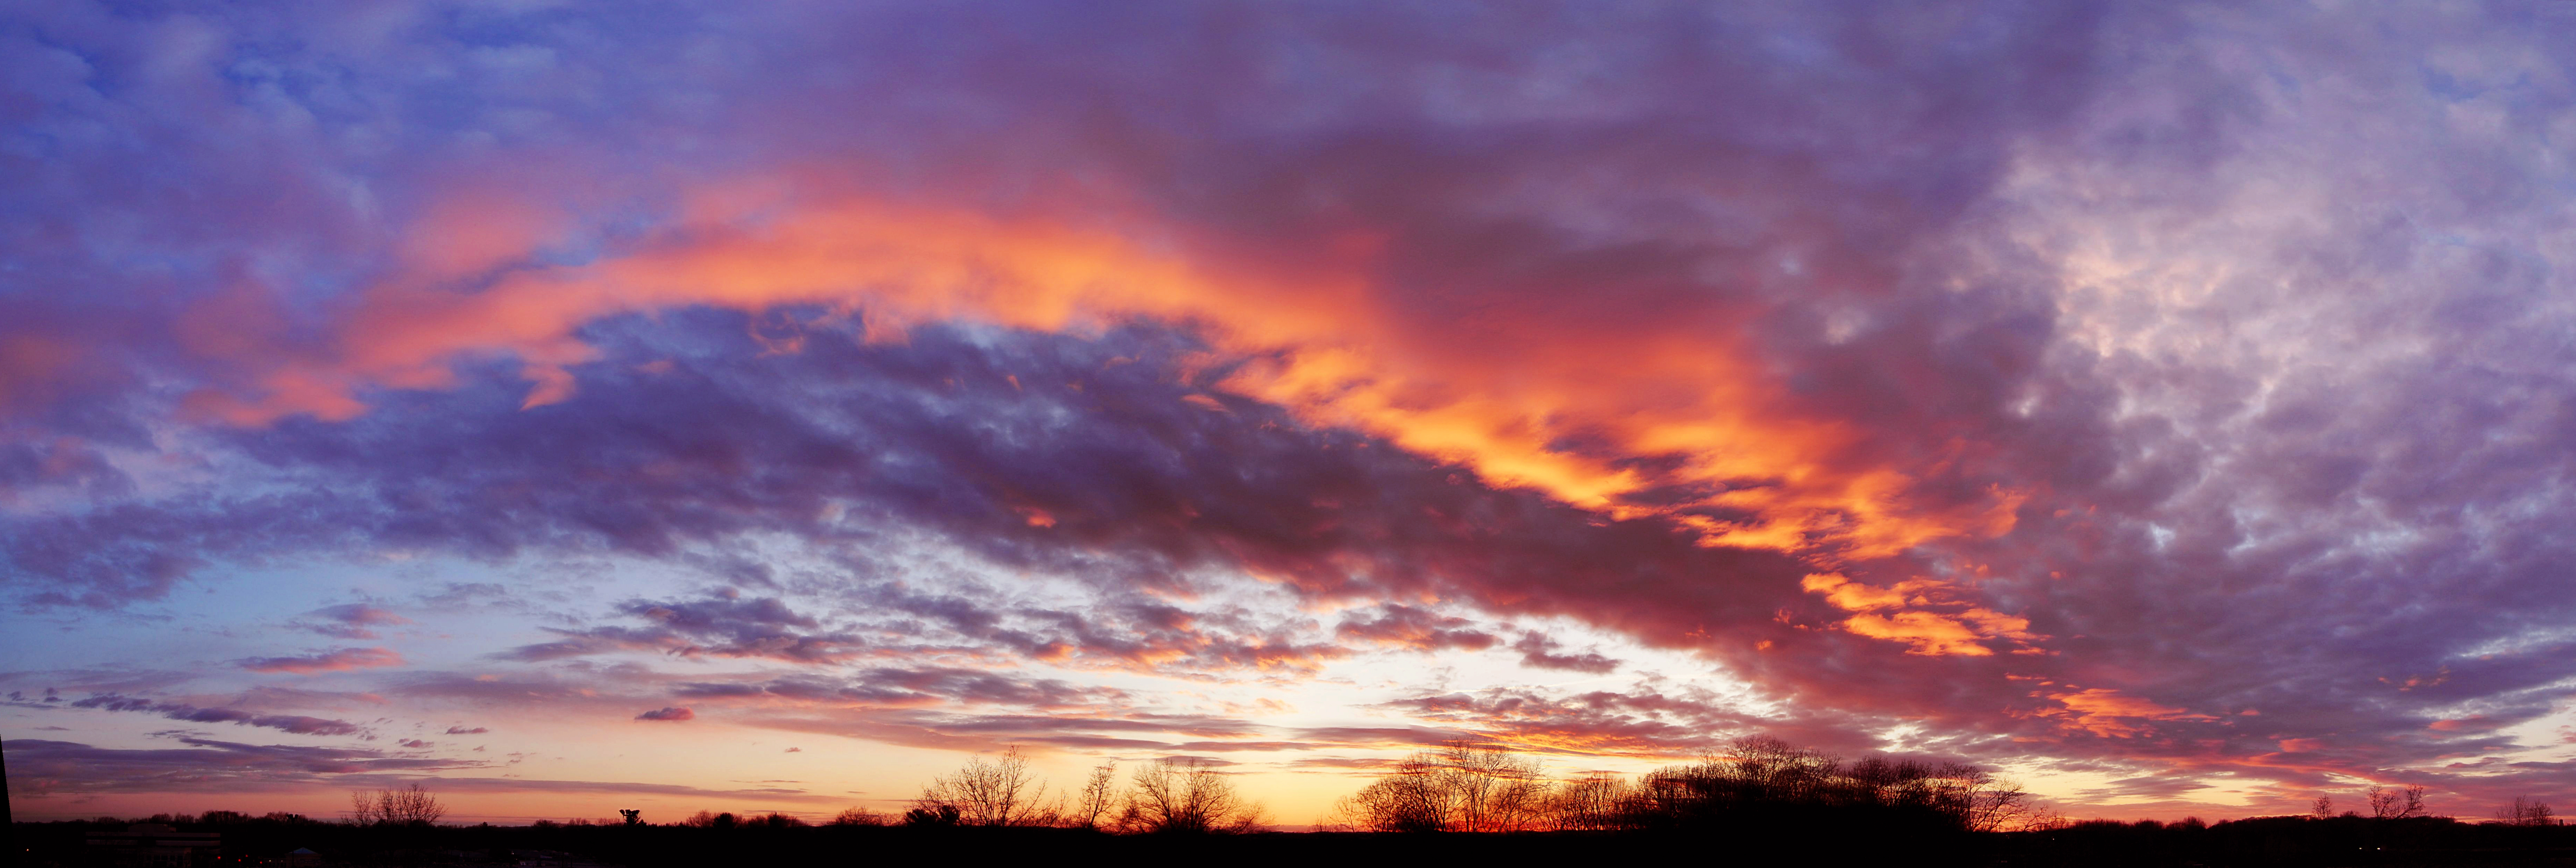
xmin=285 ymin=847 xmax=322 ymax=867
xmin=85 ymin=824 xmax=219 ymax=868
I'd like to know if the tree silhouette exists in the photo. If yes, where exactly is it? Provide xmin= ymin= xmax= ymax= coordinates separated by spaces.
xmin=2498 ymin=795 xmax=2555 ymax=826
xmin=1120 ymin=756 xmax=1263 ymax=834
xmin=348 ymin=784 xmax=445 ymax=825
xmin=1339 ymin=741 xmax=1548 ymax=833
xmin=1074 ymin=761 xmax=1120 ymax=830
xmin=912 ymin=746 xmax=1061 ymax=827
xmin=829 ymin=806 xmax=887 ymax=826
xmin=1546 ymin=772 xmax=1636 ymax=831
xmin=1337 ymin=735 xmax=2038 ymax=835
xmin=1444 ymin=742 xmax=1549 ymax=832
xmin=2367 ymin=784 xmax=2427 ymax=819
xmin=748 ymin=812 xmax=807 ymax=828
xmin=1338 ymin=752 xmax=1453 ymax=833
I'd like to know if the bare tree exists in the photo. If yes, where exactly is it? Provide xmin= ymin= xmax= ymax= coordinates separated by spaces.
xmin=1959 ymin=770 xmax=2036 ymax=833
xmin=1546 ymin=772 xmax=1635 ymax=831
xmin=1341 ymin=753 xmax=1458 ymax=832
xmin=1121 ymin=756 xmax=1263 ymax=834
xmin=618 ymin=809 xmax=642 ymax=826
xmin=2311 ymin=795 xmax=2334 ymax=819
xmin=1339 ymin=742 xmax=1548 ymax=833
xmin=2020 ymin=806 xmax=2073 ymax=832
xmin=2367 ymin=784 xmax=2427 ymax=819
xmin=1713 ymin=736 xmax=1842 ymax=805
xmin=2499 ymin=795 xmax=2555 ymax=826
xmin=914 ymin=746 xmax=1059 ymax=827
xmin=349 ymin=783 xmax=446 ymax=826
xmin=1074 ymin=761 xmax=1120 ymax=829
xmin=829 ymin=806 xmax=886 ymax=826
xmin=1441 ymin=742 xmax=1549 ymax=832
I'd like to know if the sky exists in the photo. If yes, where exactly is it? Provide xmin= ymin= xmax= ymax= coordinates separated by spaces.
xmin=5 ymin=0 xmax=2576 ymax=827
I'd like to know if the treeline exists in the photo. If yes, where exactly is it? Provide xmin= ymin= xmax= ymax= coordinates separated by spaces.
xmin=1994 ymin=814 xmax=2576 ymax=866
xmin=890 ymin=748 xmax=1266 ymax=833
xmin=24 ymin=813 xmax=2576 ymax=868
xmin=636 ymin=749 xmax=1267 ymax=835
xmin=848 ymin=735 xmax=2035 ymax=838
xmin=1332 ymin=737 xmax=2037 ymax=834
xmin=24 ymin=794 xmax=2576 ymax=867
xmin=26 ymin=736 xmax=2576 ymax=867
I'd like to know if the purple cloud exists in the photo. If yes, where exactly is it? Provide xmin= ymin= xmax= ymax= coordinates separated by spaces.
xmin=238 ymin=647 xmax=405 ymax=675
xmin=674 ymin=666 xmax=1126 ymax=712
xmin=0 ymin=739 xmax=822 ymax=802
xmin=1509 ymin=632 xmax=1620 ymax=674
xmin=1335 ymin=605 xmax=1499 ymax=653
xmin=297 ymin=604 xmax=412 ymax=639
xmin=67 ymin=694 xmax=364 ymax=737
xmin=500 ymin=593 xmax=864 ymax=664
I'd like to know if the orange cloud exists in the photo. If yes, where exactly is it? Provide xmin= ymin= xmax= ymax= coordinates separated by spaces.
xmin=184 ymin=185 xmax=2027 ymax=565
xmin=1841 ymin=611 xmax=1997 ymax=657
xmin=2032 ymin=687 xmax=2215 ymax=738
xmin=1801 ymin=572 xmax=1909 ymax=611
xmin=1801 ymin=572 xmax=2043 ymax=656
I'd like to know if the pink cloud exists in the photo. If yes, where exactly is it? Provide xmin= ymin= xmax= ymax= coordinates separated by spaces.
xmin=237 ymin=647 xmax=405 ymax=675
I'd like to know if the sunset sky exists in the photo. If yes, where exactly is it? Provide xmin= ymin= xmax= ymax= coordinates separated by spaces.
xmin=8 ymin=0 xmax=2576 ymax=827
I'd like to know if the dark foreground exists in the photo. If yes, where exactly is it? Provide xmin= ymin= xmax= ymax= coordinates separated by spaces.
xmin=17 ymin=815 xmax=2576 ymax=867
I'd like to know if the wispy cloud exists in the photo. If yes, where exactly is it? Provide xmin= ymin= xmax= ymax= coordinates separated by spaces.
xmin=239 ymin=647 xmax=406 ymax=675
xmin=67 ymin=695 xmax=365 ymax=737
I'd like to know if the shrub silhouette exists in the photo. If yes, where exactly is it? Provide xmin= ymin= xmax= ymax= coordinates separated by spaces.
xmin=681 ymin=810 xmax=738 ymax=829
xmin=830 ymin=806 xmax=888 ymax=826
xmin=901 ymin=803 xmax=962 ymax=827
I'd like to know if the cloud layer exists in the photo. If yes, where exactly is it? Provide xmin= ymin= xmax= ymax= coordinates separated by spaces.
xmin=6 ymin=0 xmax=2576 ymax=821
